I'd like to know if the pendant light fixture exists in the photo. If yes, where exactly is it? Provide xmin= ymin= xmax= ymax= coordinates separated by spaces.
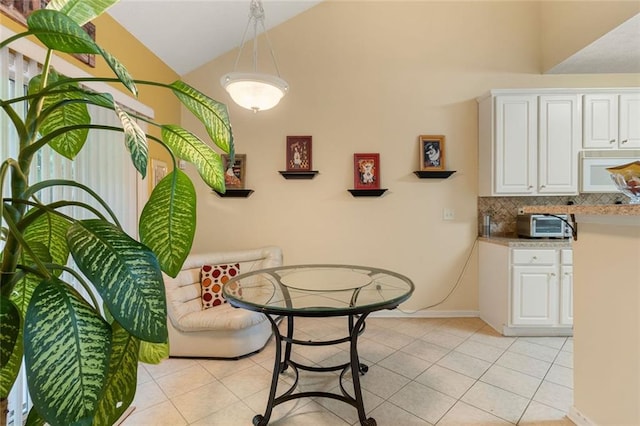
xmin=220 ymin=0 xmax=289 ymax=113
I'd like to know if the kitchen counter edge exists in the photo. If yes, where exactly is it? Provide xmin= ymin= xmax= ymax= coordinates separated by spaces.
xmin=478 ymin=236 xmax=572 ymax=248
xmin=520 ymin=204 xmax=640 ymax=216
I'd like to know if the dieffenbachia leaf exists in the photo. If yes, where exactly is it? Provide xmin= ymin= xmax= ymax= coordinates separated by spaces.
xmin=27 ymin=9 xmax=137 ymax=96
xmin=30 ymin=70 xmax=90 ymax=160
xmin=0 ymin=295 xmax=22 ymax=399
xmin=94 ymin=322 xmax=139 ymax=426
xmin=24 ymin=277 xmax=111 ymax=426
xmin=46 ymin=0 xmax=119 ymax=26
xmin=27 ymin=9 xmax=102 ymax=54
xmin=114 ymin=103 xmax=148 ymax=177
xmin=138 ymin=340 xmax=169 ymax=365
xmin=170 ymin=81 xmax=233 ymax=154
xmin=139 ymin=170 xmax=196 ymax=278
xmin=67 ymin=219 xmax=167 ymax=343
xmin=160 ymin=125 xmax=225 ymax=192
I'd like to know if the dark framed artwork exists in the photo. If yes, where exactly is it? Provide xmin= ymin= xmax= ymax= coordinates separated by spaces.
xmin=353 ymin=153 xmax=380 ymax=190
xmin=419 ymin=135 xmax=445 ymax=171
xmin=222 ymin=154 xmax=246 ymax=189
xmin=286 ymin=136 xmax=312 ymax=171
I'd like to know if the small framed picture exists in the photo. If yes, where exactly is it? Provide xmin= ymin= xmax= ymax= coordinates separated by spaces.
xmin=222 ymin=154 xmax=246 ymax=189
xmin=286 ymin=136 xmax=312 ymax=171
xmin=353 ymin=153 xmax=380 ymax=189
xmin=419 ymin=135 xmax=446 ymax=171
xmin=151 ymin=159 xmax=168 ymax=187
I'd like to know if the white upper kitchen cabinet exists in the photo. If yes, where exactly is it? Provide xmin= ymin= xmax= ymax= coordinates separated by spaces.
xmin=538 ymin=95 xmax=580 ymax=194
xmin=493 ymin=95 xmax=537 ymax=194
xmin=583 ymin=92 xmax=640 ymax=149
xmin=478 ymin=90 xmax=579 ymax=196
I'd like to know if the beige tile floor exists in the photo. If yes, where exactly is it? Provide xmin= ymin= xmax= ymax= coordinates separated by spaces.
xmin=121 ymin=317 xmax=575 ymax=425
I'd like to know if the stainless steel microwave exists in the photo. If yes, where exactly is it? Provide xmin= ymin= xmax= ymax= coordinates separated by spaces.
xmin=516 ymin=214 xmax=572 ymax=238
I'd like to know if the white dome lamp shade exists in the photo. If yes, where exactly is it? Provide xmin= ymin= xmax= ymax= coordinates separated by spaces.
xmin=220 ymin=72 xmax=288 ymax=113
xmin=221 ymin=0 xmax=288 ymax=113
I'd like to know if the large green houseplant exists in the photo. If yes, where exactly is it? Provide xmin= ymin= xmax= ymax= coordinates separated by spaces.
xmin=0 ymin=1 xmax=234 ymax=424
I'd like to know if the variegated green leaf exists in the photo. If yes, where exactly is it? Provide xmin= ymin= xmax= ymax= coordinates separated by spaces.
xmin=139 ymin=340 xmax=169 ymax=364
xmin=94 ymin=322 xmax=139 ymax=426
xmin=46 ymin=0 xmax=119 ymax=26
xmin=99 ymin=48 xmax=137 ymax=96
xmin=170 ymin=81 xmax=233 ymax=153
xmin=27 ymin=9 xmax=101 ymax=54
xmin=23 ymin=210 xmax=71 ymax=270
xmin=25 ymin=406 xmax=46 ymax=426
xmin=115 ymin=103 xmax=148 ymax=177
xmin=0 ymin=296 xmax=20 ymax=370
xmin=0 ymin=296 xmax=21 ymax=399
xmin=29 ymin=71 xmax=90 ymax=160
xmin=24 ymin=277 xmax=111 ymax=426
xmin=10 ymin=211 xmax=71 ymax=320
xmin=0 ymin=320 xmax=23 ymax=399
xmin=139 ymin=170 xmax=196 ymax=278
xmin=161 ymin=125 xmax=225 ymax=191
xmin=67 ymin=219 xmax=168 ymax=342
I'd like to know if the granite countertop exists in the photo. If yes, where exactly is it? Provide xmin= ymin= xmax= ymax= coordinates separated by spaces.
xmin=520 ymin=204 xmax=640 ymax=216
xmin=479 ymin=236 xmax=573 ymax=248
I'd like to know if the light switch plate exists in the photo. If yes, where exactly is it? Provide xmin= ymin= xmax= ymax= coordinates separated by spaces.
xmin=443 ymin=208 xmax=455 ymax=221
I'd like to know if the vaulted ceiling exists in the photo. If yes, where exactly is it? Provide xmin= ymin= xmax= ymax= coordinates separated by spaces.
xmin=107 ymin=1 xmax=640 ymax=77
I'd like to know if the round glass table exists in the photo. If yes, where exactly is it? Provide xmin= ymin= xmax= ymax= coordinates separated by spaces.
xmin=223 ymin=264 xmax=414 ymax=426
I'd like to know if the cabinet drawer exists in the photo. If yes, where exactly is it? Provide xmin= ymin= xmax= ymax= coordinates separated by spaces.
xmin=512 ymin=249 xmax=557 ymax=265
xmin=561 ymin=249 xmax=573 ymax=265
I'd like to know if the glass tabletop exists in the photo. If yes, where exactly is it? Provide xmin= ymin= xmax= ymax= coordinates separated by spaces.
xmin=222 ymin=264 xmax=414 ymax=316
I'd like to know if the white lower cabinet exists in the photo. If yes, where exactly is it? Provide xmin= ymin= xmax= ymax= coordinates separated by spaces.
xmin=479 ymin=241 xmax=573 ymax=336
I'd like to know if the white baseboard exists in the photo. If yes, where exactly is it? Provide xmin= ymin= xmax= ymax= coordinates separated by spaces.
xmin=370 ymin=310 xmax=480 ymax=318
xmin=568 ymin=406 xmax=596 ymax=426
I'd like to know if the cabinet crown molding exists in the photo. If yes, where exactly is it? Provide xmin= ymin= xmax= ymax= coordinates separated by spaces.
xmin=477 ymin=87 xmax=640 ymax=102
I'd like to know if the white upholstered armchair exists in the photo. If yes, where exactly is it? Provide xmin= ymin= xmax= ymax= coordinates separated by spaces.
xmin=162 ymin=246 xmax=283 ymax=358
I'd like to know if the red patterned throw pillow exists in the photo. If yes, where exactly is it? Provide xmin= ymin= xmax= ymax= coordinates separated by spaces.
xmin=201 ymin=263 xmax=241 ymax=309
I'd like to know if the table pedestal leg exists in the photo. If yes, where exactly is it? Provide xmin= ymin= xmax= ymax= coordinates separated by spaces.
xmin=252 ymin=315 xmax=284 ymax=426
xmin=349 ymin=313 xmax=376 ymax=426
xmin=253 ymin=314 xmax=376 ymax=426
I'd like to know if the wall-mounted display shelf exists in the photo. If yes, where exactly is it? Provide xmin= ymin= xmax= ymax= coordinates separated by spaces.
xmin=413 ymin=170 xmax=456 ymax=179
xmin=279 ymin=171 xmax=319 ymax=179
xmin=214 ymin=189 xmax=254 ymax=198
xmin=348 ymin=189 xmax=388 ymax=197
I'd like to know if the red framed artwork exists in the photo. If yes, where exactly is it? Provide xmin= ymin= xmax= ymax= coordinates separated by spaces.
xmin=286 ymin=136 xmax=312 ymax=171
xmin=353 ymin=153 xmax=380 ymax=189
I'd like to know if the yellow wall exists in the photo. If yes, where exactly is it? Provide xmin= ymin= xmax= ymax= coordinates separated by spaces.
xmin=540 ymin=1 xmax=640 ymax=72
xmin=182 ymin=1 xmax=640 ymax=314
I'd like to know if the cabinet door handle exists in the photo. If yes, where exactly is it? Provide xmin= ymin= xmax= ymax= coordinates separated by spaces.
xmin=540 ymin=185 xmax=546 ymax=189
xmin=621 ymin=139 xmax=628 ymax=144
xmin=528 ymin=185 xmax=533 ymax=190
xmin=550 ymin=273 xmax=556 ymax=277
xmin=610 ymin=139 xmax=616 ymax=144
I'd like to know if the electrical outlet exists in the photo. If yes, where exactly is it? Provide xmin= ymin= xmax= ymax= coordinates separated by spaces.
xmin=443 ymin=208 xmax=455 ymax=221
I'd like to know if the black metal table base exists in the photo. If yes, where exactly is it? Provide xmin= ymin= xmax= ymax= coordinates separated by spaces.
xmin=253 ymin=313 xmax=376 ymax=426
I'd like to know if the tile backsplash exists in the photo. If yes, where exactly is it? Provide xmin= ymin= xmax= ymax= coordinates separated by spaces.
xmin=478 ymin=193 xmax=624 ymax=236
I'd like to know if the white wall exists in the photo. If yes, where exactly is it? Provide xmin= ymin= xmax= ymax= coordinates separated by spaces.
xmin=181 ymin=1 xmax=639 ymax=314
